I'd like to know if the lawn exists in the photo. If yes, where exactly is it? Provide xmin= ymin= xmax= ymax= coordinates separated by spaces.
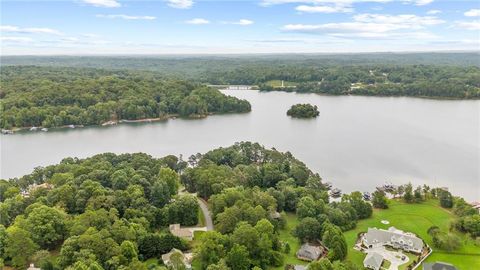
xmin=272 ymin=212 xmax=308 ymax=269
xmin=343 ymin=199 xmax=480 ymax=270
xmin=265 ymin=80 xmax=298 ymax=88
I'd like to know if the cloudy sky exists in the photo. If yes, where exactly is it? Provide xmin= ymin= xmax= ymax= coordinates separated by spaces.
xmin=1 ymin=0 xmax=479 ymax=55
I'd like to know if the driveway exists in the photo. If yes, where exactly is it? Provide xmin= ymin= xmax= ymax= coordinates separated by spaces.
xmin=366 ymin=246 xmax=410 ymax=270
xmin=197 ymin=197 xmax=214 ymax=231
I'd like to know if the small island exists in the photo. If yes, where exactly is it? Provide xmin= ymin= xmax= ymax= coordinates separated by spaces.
xmin=287 ymin=103 xmax=320 ymax=118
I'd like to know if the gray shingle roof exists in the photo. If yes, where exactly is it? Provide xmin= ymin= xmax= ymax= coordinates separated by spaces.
xmin=423 ymin=262 xmax=458 ymax=270
xmin=364 ymin=227 xmax=423 ymax=252
xmin=296 ymin=243 xmax=322 ymax=261
xmin=363 ymin=252 xmax=383 ymax=270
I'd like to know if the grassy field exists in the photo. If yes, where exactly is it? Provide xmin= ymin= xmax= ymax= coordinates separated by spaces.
xmin=343 ymin=199 xmax=480 ymax=270
xmin=265 ymin=80 xmax=298 ymax=88
xmin=272 ymin=212 xmax=308 ymax=269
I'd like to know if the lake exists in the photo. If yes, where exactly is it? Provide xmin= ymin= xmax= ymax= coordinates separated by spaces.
xmin=1 ymin=90 xmax=479 ymax=201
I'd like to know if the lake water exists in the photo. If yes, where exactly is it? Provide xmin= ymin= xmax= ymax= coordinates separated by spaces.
xmin=1 ymin=90 xmax=479 ymax=201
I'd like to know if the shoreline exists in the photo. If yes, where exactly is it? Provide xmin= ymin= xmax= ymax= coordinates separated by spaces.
xmin=1 ymin=111 xmax=249 ymax=135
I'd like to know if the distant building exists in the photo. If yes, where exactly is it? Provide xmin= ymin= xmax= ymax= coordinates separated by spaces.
xmin=470 ymin=202 xmax=480 ymax=214
xmin=169 ymin=224 xmax=194 ymax=241
xmin=27 ymin=264 xmax=41 ymax=270
xmin=161 ymin=248 xmax=192 ymax=270
xmin=362 ymin=227 xmax=424 ymax=254
xmin=21 ymin=182 xmax=54 ymax=198
xmin=423 ymin=262 xmax=458 ymax=270
xmin=296 ymin=243 xmax=327 ymax=261
xmin=270 ymin=211 xmax=281 ymax=219
xmin=363 ymin=252 xmax=383 ymax=270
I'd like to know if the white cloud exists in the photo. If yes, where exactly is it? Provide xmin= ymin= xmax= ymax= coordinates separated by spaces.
xmin=225 ymin=19 xmax=254 ymax=25
xmin=185 ymin=18 xmax=210 ymax=25
xmin=96 ymin=14 xmax=156 ymax=20
xmin=168 ymin=0 xmax=194 ymax=9
xmin=427 ymin=10 xmax=441 ymax=15
xmin=0 ymin=36 xmax=34 ymax=43
xmin=353 ymin=13 xmax=444 ymax=26
xmin=454 ymin=20 xmax=480 ymax=30
xmin=295 ymin=4 xmax=353 ymax=13
xmin=0 ymin=25 xmax=62 ymax=35
xmin=261 ymin=0 xmax=392 ymax=6
xmin=464 ymin=9 xmax=480 ymax=17
xmin=282 ymin=13 xmax=444 ymax=39
xmin=403 ymin=0 xmax=433 ymax=6
xmin=82 ymin=0 xmax=121 ymax=8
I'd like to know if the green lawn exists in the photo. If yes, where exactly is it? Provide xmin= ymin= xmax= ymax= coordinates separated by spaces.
xmin=265 ymin=80 xmax=298 ymax=88
xmin=272 ymin=213 xmax=308 ymax=269
xmin=343 ymin=199 xmax=480 ymax=270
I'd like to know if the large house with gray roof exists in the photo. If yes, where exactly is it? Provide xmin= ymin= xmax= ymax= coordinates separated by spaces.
xmin=362 ymin=227 xmax=424 ymax=254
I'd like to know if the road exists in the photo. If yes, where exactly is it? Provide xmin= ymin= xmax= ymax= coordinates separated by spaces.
xmin=197 ymin=197 xmax=214 ymax=231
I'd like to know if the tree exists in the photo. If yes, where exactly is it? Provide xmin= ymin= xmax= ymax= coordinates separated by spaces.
xmin=226 ymin=244 xmax=250 ymax=270
xmin=322 ymin=223 xmax=347 ymax=261
xmin=403 ymin=183 xmax=414 ymax=203
xmin=309 ymin=258 xmax=333 ymax=270
xmin=138 ymin=233 xmax=186 ymax=259
xmin=371 ymin=191 xmax=388 ymax=209
xmin=120 ymin=240 xmax=138 ymax=262
xmin=342 ymin=192 xmax=372 ymax=219
xmin=294 ymin=217 xmax=322 ymax=242
xmin=24 ymin=205 xmax=69 ymax=249
xmin=4 ymin=226 xmax=38 ymax=268
xmin=195 ymin=231 xmax=229 ymax=269
xmin=284 ymin=242 xmax=291 ymax=254
xmin=439 ymin=190 xmax=453 ymax=208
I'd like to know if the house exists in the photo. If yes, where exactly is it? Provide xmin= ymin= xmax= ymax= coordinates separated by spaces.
xmin=270 ymin=211 xmax=281 ymax=219
xmin=27 ymin=264 xmax=41 ymax=270
xmin=363 ymin=227 xmax=424 ymax=254
xmin=161 ymin=248 xmax=192 ymax=270
xmin=21 ymin=183 xmax=54 ymax=198
xmin=169 ymin=224 xmax=194 ymax=241
xmin=294 ymin=265 xmax=307 ymax=270
xmin=470 ymin=202 xmax=480 ymax=214
xmin=423 ymin=262 xmax=458 ymax=270
xmin=296 ymin=243 xmax=327 ymax=261
xmin=363 ymin=252 xmax=383 ymax=270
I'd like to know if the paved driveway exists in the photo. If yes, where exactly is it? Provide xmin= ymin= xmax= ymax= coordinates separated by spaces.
xmin=366 ymin=246 xmax=409 ymax=270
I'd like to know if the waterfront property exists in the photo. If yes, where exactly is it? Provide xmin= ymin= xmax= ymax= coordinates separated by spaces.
xmin=362 ymin=227 xmax=424 ymax=254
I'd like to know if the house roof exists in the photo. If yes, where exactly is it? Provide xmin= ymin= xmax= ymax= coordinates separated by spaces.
xmin=169 ymin=224 xmax=193 ymax=238
xmin=363 ymin=252 xmax=383 ymax=270
xmin=296 ymin=243 xmax=322 ymax=261
xmin=161 ymin=248 xmax=184 ymax=264
xmin=423 ymin=262 xmax=458 ymax=270
xmin=294 ymin=265 xmax=307 ymax=270
xmin=364 ymin=227 xmax=423 ymax=251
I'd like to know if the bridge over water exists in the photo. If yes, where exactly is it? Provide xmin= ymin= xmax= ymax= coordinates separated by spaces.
xmin=207 ymin=84 xmax=258 ymax=90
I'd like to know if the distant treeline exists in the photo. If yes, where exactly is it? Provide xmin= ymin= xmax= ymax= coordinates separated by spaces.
xmin=0 ymin=66 xmax=251 ymax=129
xmin=2 ymin=53 xmax=479 ymax=99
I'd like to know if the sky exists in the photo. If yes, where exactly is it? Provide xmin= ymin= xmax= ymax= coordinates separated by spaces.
xmin=1 ymin=0 xmax=479 ymax=55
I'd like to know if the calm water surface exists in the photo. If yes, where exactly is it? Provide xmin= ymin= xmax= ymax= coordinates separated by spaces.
xmin=1 ymin=90 xmax=479 ymax=201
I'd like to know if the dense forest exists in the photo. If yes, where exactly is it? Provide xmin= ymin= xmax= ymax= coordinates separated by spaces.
xmin=1 ymin=142 xmax=479 ymax=269
xmin=2 ymin=54 xmax=479 ymax=100
xmin=286 ymin=104 xmax=320 ymax=118
xmin=0 ymin=66 xmax=251 ymax=130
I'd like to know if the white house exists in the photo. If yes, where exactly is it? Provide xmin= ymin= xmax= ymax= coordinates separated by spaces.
xmin=363 ymin=227 xmax=424 ymax=254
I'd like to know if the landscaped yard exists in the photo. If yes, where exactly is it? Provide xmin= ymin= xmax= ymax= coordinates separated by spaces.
xmin=344 ymin=199 xmax=480 ymax=270
xmin=272 ymin=212 xmax=308 ymax=269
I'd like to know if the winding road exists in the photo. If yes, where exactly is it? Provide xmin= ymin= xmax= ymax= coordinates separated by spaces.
xmin=197 ymin=197 xmax=214 ymax=231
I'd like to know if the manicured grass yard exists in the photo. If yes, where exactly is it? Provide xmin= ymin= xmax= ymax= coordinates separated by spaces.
xmin=272 ymin=212 xmax=308 ymax=269
xmin=265 ymin=80 xmax=298 ymax=88
xmin=343 ymin=199 xmax=480 ymax=270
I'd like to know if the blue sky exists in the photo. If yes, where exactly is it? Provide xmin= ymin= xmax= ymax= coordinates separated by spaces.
xmin=1 ymin=0 xmax=479 ymax=55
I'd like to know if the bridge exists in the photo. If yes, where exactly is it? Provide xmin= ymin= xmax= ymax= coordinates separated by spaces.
xmin=207 ymin=84 xmax=258 ymax=90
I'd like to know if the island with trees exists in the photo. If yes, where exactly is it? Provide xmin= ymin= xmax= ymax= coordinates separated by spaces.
xmin=0 ymin=142 xmax=478 ymax=270
xmin=287 ymin=104 xmax=320 ymax=118
xmin=0 ymin=66 xmax=251 ymax=131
